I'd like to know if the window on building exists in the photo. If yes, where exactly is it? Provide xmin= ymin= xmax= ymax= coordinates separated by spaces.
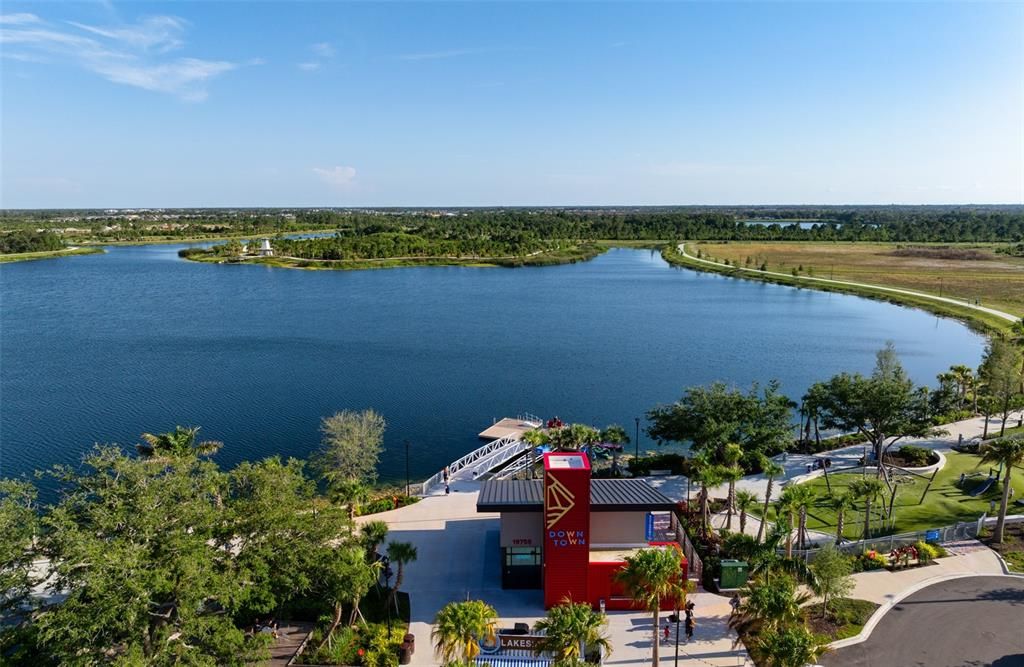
xmin=504 ymin=547 xmax=541 ymax=566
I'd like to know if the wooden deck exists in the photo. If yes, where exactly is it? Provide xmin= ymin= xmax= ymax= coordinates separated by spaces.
xmin=267 ymin=621 xmax=314 ymax=666
xmin=478 ymin=416 xmax=542 ymax=441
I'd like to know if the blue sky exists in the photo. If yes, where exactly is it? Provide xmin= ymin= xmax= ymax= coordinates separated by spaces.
xmin=1 ymin=2 xmax=1021 ymax=207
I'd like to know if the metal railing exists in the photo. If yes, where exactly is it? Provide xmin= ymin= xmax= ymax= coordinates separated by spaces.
xmin=673 ymin=518 xmax=704 ymax=585
xmin=417 ymin=434 xmax=528 ymax=495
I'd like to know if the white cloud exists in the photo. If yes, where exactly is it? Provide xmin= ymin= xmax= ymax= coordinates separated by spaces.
xmin=310 ymin=42 xmax=334 ymax=58
xmin=67 ymin=16 xmax=186 ymax=52
xmin=298 ymin=62 xmax=320 ymax=71
xmin=0 ymin=13 xmax=248 ymax=101
xmin=313 ymin=166 xmax=357 ymax=188
xmin=0 ymin=13 xmax=40 ymax=25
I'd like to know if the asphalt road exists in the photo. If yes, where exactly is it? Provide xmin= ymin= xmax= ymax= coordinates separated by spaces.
xmin=822 ymin=576 xmax=1024 ymax=667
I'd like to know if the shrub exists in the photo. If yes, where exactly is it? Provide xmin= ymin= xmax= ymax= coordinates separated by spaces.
xmin=895 ymin=445 xmax=933 ymax=467
xmin=915 ymin=541 xmax=941 ymax=563
xmin=628 ymin=453 xmax=690 ymax=476
xmin=858 ymin=550 xmax=888 ymax=571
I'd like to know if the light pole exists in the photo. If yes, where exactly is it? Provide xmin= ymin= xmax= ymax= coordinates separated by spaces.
xmin=634 ymin=417 xmax=640 ymax=462
xmin=404 ymin=440 xmax=410 ymax=497
xmin=938 ymin=277 xmax=943 ymax=298
xmin=674 ymin=603 xmax=681 ymax=667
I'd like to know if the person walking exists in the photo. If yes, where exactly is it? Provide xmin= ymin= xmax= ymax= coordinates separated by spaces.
xmin=684 ymin=614 xmax=695 ymax=642
xmin=663 ymin=623 xmax=670 ymax=643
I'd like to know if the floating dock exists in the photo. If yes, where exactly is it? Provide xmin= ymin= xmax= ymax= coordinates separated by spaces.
xmin=479 ymin=414 xmax=543 ymax=440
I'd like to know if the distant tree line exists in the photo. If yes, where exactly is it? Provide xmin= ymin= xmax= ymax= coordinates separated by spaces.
xmin=3 ymin=206 xmax=1024 ymax=244
xmin=0 ymin=230 xmax=64 ymax=254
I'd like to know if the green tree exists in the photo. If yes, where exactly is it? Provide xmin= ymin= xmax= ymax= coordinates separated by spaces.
xmin=431 ymin=600 xmax=498 ymax=664
xmin=316 ymin=545 xmax=382 ymax=650
xmin=978 ymin=339 xmax=1024 ymax=438
xmin=385 ymin=541 xmax=418 ymax=610
xmin=722 ymin=443 xmax=744 ymax=530
xmin=849 ymin=478 xmax=885 ymax=540
xmin=756 ymin=457 xmax=785 ymax=543
xmin=0 ymin=480 xmax=37 ymax=617
xmin=758 ymin=625 xmax=828 ymax=667
xmin=600 ymin=424 xmax=630 ymax=477
xmin=728 ymin=573 xmax=810 ymax=639
xmin=810 ymin=343 xmax=935 ymax=475
xmin=691 ymin=457 xmax=725 ymax=538
xmin=135 ymin=425 xmax=223 ymax=459
xmin=829 ymin=493 xmax=857 ymax=543
xmin=647 ymin=382 xmax=794 ymax=465
xmin=533 ymin=599 xmax=611 ymax=663
xmin=735 ymin=489 xmax=758 ymax=536
xmin=33 ymin=447 xmax=266 ymax=665
xmin=979 ymin=437 xmax=1024 ymax=543
xmin=316 ymin=409 xmax=386 ymax=487
xmin=360 ymin=520 xmax=390 ymax=560
xmin=614 ymin=546 xmax=689 ymax=667
xmin=808 ymin=545 xmax=854 ymax=619
xmin=522 ymin=428 xmax=550 ymax=479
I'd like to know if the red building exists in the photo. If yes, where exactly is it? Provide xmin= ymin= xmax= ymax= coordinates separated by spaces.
xmin=477 ymin=452 xmax=686 ymax=610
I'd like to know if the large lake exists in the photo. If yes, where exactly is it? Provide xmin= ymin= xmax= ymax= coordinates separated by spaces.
xmin=1 ymin=246 xmax=985 ymax=487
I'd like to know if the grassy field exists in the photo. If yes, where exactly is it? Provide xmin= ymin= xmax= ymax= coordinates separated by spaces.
xmin=0 ymin=247 xmax=105 ymax=263
xmin=756 ymin=452 xmax=1024 ymax=540
xmin=689 ymin=241 xmax=1024 ymax=317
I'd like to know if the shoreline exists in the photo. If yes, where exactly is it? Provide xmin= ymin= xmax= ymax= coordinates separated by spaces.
xmin=661 ymin=243 xmax=1020 ymax=336
xmin=180 ymin=243 xmax=607 ymax=271
xmin=0 ymin=246 xmax=105 ymax=264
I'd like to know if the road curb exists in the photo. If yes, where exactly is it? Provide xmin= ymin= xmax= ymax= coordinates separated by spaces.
xmin=827 ymin=572 xmax=1022 ymax=650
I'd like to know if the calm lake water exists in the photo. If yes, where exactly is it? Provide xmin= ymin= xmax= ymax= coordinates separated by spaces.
xmin=0 ymin=246 xmax=985 ymax=488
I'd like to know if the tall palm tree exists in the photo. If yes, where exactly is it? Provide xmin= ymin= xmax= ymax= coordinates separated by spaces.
xmin=386 ymin=541 xmax=418 ymax=610
xmin=614 ymin=546 xmax=689 ymax=667
xmin=522 ymin=428 xmax=550 ymax=479
xmin=136 ymin=425 xmax=222 ymax=459
xmin=533 ymin=599 xmax=611 ymax=662
xmin=979 ymin=436 xmax=1024 ymax=543
xmin=722 ymin=443 xmax=744 ymax=530
xmin=330 ymin=479 xmax=368 ymax=534
xmin=950 ymin=364 xmax=975 ymax=411
xmin=600 ymin=424 xmax=630 ymax=477
xmin=829 ymin=493 xmax=856 ymax=544
xmin=757 ymin=457 xmax=786 ymax=543
xmin=432 ymin=600 xmax=498 ymax=664
xmin=783 ymin=485 xmax=816 ymax=550
xmin=776 ymin=487 xmax=798 ymax=558
xmin=692 ymin=458 xmax=725 ymax=538
xmin=849 ymin=478 xmax=885 ymax=541
xmin=360 ymin=520 xmax=389 ymax=560
xmin=735 ymin=490 xmax=758 ymax=535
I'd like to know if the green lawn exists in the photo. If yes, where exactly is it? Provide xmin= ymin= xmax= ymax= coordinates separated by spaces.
xmin=755 ymin=452 xmax=1024 ymax=540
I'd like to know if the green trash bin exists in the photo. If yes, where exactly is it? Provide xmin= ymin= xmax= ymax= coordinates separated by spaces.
xmin=719 ymin=559 xmax=749 ymax=590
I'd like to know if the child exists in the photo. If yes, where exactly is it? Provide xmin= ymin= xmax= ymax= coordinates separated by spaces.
xmin=663 ymin=623 xmax=670 ymax=643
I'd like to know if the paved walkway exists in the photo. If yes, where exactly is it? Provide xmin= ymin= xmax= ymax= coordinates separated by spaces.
xmin=676 ymin=243 xmax=1022 ymax=324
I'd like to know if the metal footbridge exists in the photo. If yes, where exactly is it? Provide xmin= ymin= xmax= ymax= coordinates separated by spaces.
xmin=419 ymin=415 xmax=542 ymax=494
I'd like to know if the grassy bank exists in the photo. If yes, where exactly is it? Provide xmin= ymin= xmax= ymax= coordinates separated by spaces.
xmin=0 ymin=246 xmax=105 ymax=263
xmin=182 ymin=242 xmax=606 ymax=271
xmin=661 ymin=243 xmax=1019 ymax=335
xmin=754 ymin=452 xmax=1024 ymax=540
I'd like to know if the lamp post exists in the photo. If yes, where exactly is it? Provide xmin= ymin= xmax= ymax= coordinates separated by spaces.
xmin=404 ymin=440 xmax=410 ymax=497
xmin=674 ymin=602 xmax=681 ymax=667
xmin=634 ymin=417 xmax=640 ymax=462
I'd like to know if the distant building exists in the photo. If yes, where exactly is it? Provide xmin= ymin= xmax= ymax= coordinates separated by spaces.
xmin=258 ymin=238 xmax=274 ymax=257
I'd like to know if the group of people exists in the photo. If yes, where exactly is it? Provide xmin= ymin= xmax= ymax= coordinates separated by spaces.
xmin=662 ymin=600 xmax=697 ymax=644
xmin=251 ymin=618 xmax=279 ymax=639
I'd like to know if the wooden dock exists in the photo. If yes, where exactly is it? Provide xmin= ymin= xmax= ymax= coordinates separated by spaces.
xmin=267 ymin=621 xmax=314 ymax=666
xmin=478 ymin=415 xmax=542 ymax=440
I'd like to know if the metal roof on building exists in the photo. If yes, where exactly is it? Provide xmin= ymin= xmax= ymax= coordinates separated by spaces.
xmin=477 ymin=478 xmax=677 ymax=513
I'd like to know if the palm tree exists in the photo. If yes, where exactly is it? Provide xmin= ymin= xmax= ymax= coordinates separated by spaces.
xmin=533 ymin=599 xmax=611 ymax=663
xmin=776 ymin=487 xmax=797 ymax=558
xmin=728 ymin=573 xmax=810 ymax=640
xmin=756 ymin=457 xmax=785 ymax=543
xmin=735 ymin=490 xmax=758 ymax=535
xmin=849 ymin=478 xmax=885 ymax=540
xmin=614 ymin=546 xmax=689 ymax=667
xmin=432 ymin=600 xmax=498 ymax=664
xmin=386 ymin=541 xmax=418 ymax=610
xmin=722 ymin=443 xmax=744 ymax=530
xmin=522 ymin=428 xmax=550 ymax=479
xmin=783 ymin=485 xmax=816 ymax=551
xmin=692 ymin=459 xmax=725 ymax=538
xmin=360 ymin=520 xmax=389 ymax=560
xmin=747 ymin=527 xmax=815 ymax=587
xmin=950 ymin=364 xmax=975 ymax=411
xmin=829 ymin=493 xmax=857 ymax=544
xmin=979 ymin=436 xmax=1024 ymax=543
xmin=136 ymin=425 xmax=223 ymax=459
xmin=600 ymin=424 xmax=630 ymax=477
xmin=330 ymin=479 xmax=368 ymax=534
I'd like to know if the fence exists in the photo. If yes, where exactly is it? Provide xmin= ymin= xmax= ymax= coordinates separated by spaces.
xmin=788 ymin=519 xmax=986 ymax=562
xmin=672 ymin=517 xmax=704 ymax=586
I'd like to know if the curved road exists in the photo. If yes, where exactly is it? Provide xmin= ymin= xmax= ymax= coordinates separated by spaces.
xmin=675 ymin=243 xmax=1020 ymax=324
xmin=822 ymin=576 xmax=1024 ymax=667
